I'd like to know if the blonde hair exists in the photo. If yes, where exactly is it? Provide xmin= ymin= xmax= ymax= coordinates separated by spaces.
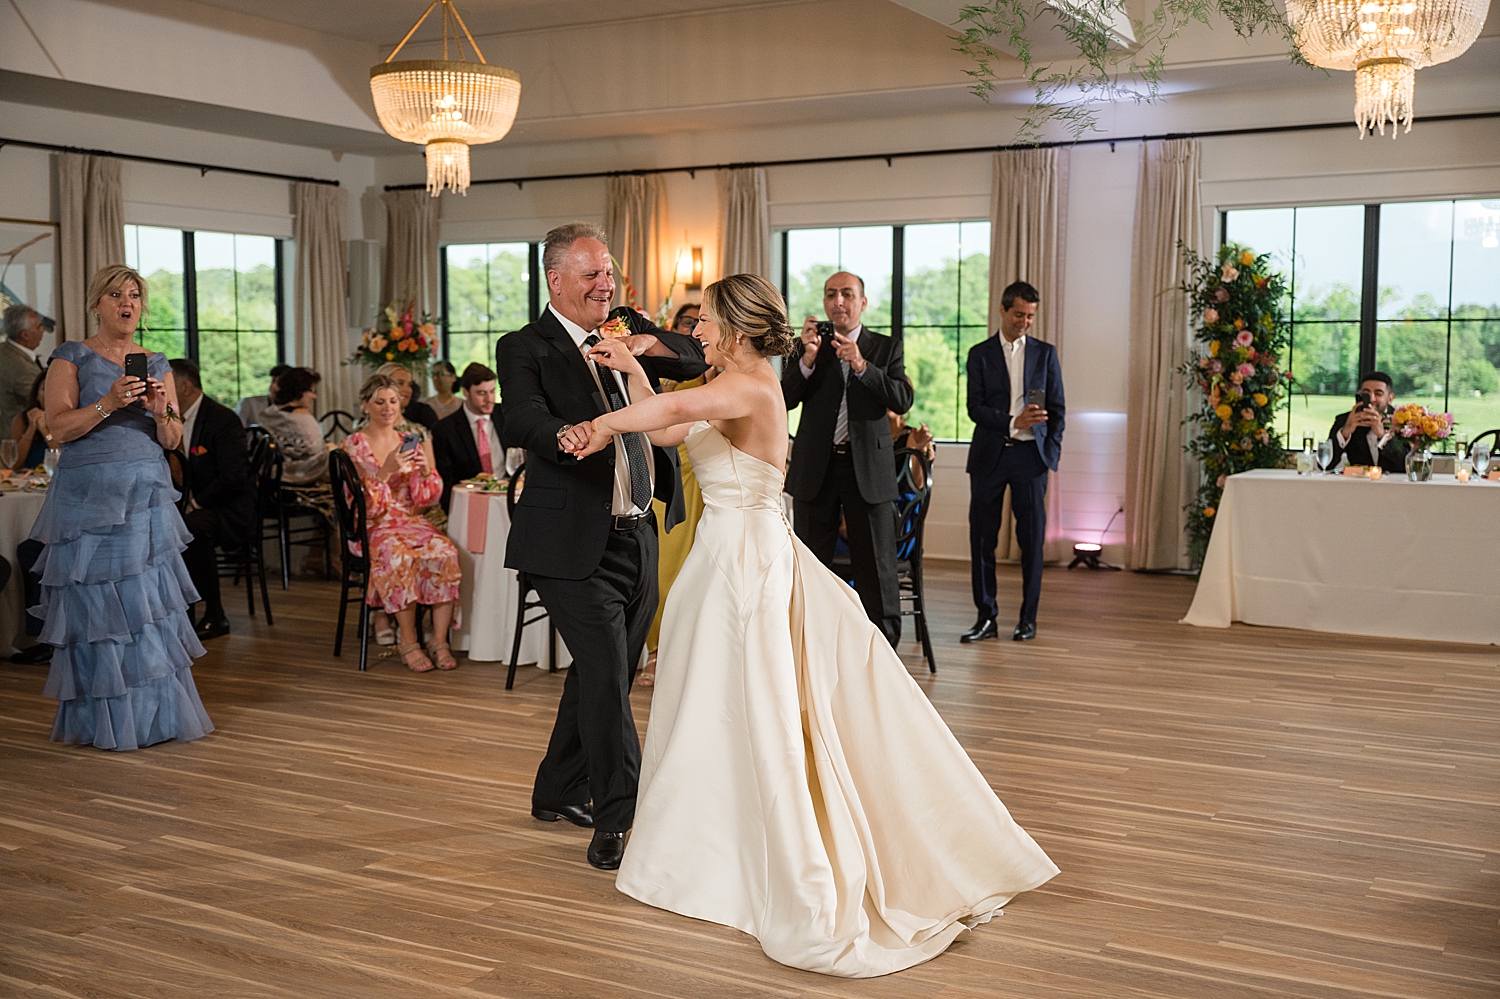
xmin=702 ymin=273 xmax=795 ymax=357
xmin=358 ymin=373 xmax=399 ymax=405
xmin=86 ymin=264 xmax=150 ymax=321
xmin=374 ymin=362 xmax=413 ymax=381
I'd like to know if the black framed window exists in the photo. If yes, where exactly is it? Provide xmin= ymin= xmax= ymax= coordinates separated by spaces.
xmin=779 ymin=223 xmax=989 ymax=441
xmin=124 ymin=224 xmax=284 ymax=406
xmin=442 ymin=241 xmax=539 ymax=371
xmin=1223 ymin=198 xmax=1500 ymax=450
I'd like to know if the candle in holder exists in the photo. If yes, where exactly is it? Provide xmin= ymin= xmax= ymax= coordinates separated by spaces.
xmin=1456 ymin=466 xmax=1472 ymax=483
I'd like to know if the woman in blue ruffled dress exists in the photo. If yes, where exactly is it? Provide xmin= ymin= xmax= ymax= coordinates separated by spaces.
xmin=31 ymin=264 xmax=211 ymax=750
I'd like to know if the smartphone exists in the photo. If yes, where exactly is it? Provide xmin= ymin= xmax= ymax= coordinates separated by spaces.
xmin=399 ymin=432 xmax=421 ymax=454
xmin=124 ymin=353 xmax=148 ymax=400
xmin=815 ymin=321 xmax=836 ymax=343
xmin=1027 ymin=388 xmax=1046 ymax=410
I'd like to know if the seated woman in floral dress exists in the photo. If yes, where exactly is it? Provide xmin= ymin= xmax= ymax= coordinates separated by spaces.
xmin=341 ymin=373 xmax=461 ymax=672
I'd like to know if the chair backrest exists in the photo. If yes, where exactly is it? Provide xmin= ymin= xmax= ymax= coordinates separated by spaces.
xmin=320 ymin=410 xmax=358 ymax=444
xmin=1470 ymin=428 xmax=1499 ymax=459
xmin=892 ymin=446 xmax=933 ymax=562
xmin=506 ymin=461 xmax=525 ymax=517
xmin=328 ymin=448 xmax=369 ymax=567
xmin=252 ymin=436 xmax=283 ymax=520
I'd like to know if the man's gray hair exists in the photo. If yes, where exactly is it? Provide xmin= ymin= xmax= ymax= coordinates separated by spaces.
xmin=542 ymin=222 xmax=609 ymax=273
xmin=2 ymin=304 xmax=39 ymax=341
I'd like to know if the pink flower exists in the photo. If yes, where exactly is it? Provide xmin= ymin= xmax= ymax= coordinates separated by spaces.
xmin=1216 ymin=474 xmax=1227 ymax=488
xmin=1213 ymin=287 xmax=1230 ymax=303
xmin=1203 ymin=307 xmax=1219 ymax=324
xmin=1221 ymin=264 xmax=1240 ymax=282
xmin=1206 ymin=359 xmax=1223 ymax=374
xmin=1221 ymin=420 xmax=1233 ymax=431
xmin=1236 ymin=362 xmax=1255 ymax=378
xmin=1234 ymin=330 xmax=1253 ymax=347
xmin=1241 ymin=408 xmax=1254 ymax=420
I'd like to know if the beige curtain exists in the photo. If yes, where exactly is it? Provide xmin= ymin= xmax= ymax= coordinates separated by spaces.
xmin=605 ymin=175 xmax=668 ymax=314
xmin=986 ymin=147 xmax=1070 ymax=562
xmin=381 ymin=190 xmax=439 ymax=318
xmin=718 ymin=167 xmax=770 ymax=279
xmin=293 ymin=182 xmax=357 ymax=415
xmin=1125 ymin=139 xmax=1201 ymax=570
xmin=56 ymin=153 xmax=125 ymax=340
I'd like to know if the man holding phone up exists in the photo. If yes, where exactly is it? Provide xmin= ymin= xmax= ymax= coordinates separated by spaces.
xmin=782 ymin=271 xmax=913 ymax=646
xmin=963 ymin=281 xmax=1065 ymax=644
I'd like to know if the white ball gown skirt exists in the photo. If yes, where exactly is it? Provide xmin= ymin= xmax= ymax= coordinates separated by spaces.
xmin=616 ymin=423 xmax=1058 ymax=978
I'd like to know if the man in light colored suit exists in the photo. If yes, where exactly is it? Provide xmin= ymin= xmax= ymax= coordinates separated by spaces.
xmin=1 ymin=305 xmax=46 ymax=436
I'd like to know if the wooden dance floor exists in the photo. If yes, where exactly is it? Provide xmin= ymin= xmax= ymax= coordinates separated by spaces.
xmin=2 ymin=564 xmax=1497 ymax=998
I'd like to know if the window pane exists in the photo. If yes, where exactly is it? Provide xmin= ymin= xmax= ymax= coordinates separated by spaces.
xmin=904 ymin=224 xmax=960 ymax=326
xmin=1287 ymin=321 xmax=1359 ymax=446
xmin=1379 ymin=201 xmax=1454 ymax=320
xmin=448 ymin=332 xmax=496 ymax=373
xmin=489 ymin=244 xmax=530 ymax=332
xmin=195 ymin=231 xmax=280 ymax=406
xmin=903 ymin=326 xmax=961 ymax=440
xmin=956 ymin=325 xmax=989 ymax=441
xmin=959 ymin=220 xmax=990 ymax=327
xmin=447 ymin=244 xmax=493 ymax=332
xmin=784 ymin=226 xmax=892 ymax=330
xmin=1224 ymin=208 xmax=1293 ymax=277
xmin=199 ymin=330 xmax=278 ymax=406
xmin=235 ymin=234 xmax=278 ymax=331
xmin=194 ymin=231 xmax=237 ymax=332
xmin=1452 ymin=199 xmax=1500 ymax=318
xmin=1377 ymin=319 xmax=1449 ymax=404
xmin=1449 ymin=319 xmax=1500 ymax=435
xmin=125 ymin=225 xmax=186 ymax=356
xmin=1291 ymin=205 xmax=1363 ymax=321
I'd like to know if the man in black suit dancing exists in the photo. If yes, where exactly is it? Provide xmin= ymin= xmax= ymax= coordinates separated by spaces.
xmin=782 ymin=271 xmax=913 ymax=646
xmin=169 ymin=359 xmax=256 ymax=641
xmin=432 ymin=362 xmax=504 ymax=512
xmin=497 ymin=222 xmax=706 ymax=871
xmin=962 ymin=281 xmax=1065 ymax=644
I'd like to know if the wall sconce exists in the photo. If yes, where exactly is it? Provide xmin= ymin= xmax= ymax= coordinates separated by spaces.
xmin=677 ymin=246 xmax=703 ymax=290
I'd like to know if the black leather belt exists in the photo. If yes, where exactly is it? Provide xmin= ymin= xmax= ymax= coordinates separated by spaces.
xmin=611 ymin=512 xmax=652 ymax=532
xmin=831 ymin=442 xmax=851 ymax=454
xmin=1003 ymin=437 xmax=1030 ymax=447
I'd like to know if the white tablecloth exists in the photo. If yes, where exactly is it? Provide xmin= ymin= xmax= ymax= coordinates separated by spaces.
xmin=0 ymin=489 xmax=47 ymax=654
xmin=1184 ymin=468 xmax=1500 ymax=645
xmin=447 ymin=485 xmax=572 ymax=667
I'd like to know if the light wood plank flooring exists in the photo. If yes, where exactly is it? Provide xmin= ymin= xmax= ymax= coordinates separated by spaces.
xmin=2 ymin=563 xmax=1497 ymax=998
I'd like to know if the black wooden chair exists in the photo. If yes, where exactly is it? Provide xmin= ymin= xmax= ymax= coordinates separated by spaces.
xmin=1469 ymin=428 xmax=1498 ymax=468
xmin=504 ymin=462 xmax=557 ymax=689
xmin=256 ymin=441 xmax=332 ymax=589
xmin=828 ymin=446 xmax=936 ymax=673
xmin=329 ymin=447 xmax=372 ymax=671
xmin=216 ymin=432 xmax=274 ymax=625
xmin=320 ymin=410 xmax=358 ymax=444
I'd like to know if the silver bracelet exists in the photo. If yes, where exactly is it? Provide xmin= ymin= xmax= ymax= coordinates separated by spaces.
xmin=94 ymin=402 xmax=109 ymax=420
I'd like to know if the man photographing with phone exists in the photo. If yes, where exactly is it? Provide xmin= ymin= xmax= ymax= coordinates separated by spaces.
xmin=1327 ymin=371 xmax=1408 ymax=474
xmin=782 ymin=270 xmax=912 ymax=646
xmin=963 ymin=280 xmax=1065 ymax=644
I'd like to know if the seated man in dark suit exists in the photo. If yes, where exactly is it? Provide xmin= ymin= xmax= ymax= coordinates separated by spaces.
xmin=1328 ymin=370 xmax=1409 ymax=474
xmin=433 ymin=362 xmax=504 ymax=512
xmin=170 ymin=359 xmax=256 ymax=640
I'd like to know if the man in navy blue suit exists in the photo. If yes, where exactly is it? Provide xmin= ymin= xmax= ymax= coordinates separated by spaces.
xmin=962 ymin=281 xmax=1065 ymax=643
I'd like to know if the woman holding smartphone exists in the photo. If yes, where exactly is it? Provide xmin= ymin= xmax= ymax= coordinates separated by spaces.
xmin=30 ymin=264 xmax=212 ymax=750
xmin=342 ymin=373 xmax=461 ymax=672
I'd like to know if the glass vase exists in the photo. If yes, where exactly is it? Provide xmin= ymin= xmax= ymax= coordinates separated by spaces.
xmin=1404 ymin=447 xmax=1433 ymax=482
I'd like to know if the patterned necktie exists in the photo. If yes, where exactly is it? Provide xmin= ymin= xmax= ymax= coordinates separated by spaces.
xmin=583 ymin=334 xmax=653 ymax=512
xmin=475 ymin=416 xmax=493 ymax=474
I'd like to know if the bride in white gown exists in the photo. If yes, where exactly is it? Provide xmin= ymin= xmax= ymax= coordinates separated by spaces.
xmin=573 ymin=274 xmax=1058 ymax=978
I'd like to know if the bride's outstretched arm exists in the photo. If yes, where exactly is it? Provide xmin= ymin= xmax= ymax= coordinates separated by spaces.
xmin=573 ymin=373 xmax=758 ymax=458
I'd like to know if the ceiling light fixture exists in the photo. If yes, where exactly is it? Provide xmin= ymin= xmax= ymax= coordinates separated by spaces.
xmin=370 ymin=0 xmax=521 ymax=195
xmin=1286 ymin=0 xmax=1489 ymax=138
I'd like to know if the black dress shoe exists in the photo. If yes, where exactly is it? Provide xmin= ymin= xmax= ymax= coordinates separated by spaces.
xmin=532 ymin=802 xmax=593 ymax=828
xmin=195 ymin=616 xmax=231 ymax=641
xmin=1013 ymin=622 xmax=1036 ymax=641
xmin=587 ymin=830 xmax=626 ymax=870
xmin=9 ymin=643 xmax=52 ymax=665
xmin=960 ymin=618 xmax=998 ymax=643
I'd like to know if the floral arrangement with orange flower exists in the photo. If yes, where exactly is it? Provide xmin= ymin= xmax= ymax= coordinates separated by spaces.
xmin=351 ymin=300 xmax=439 ymax=372
xmin=1389 ymin=403 xmax=1455 ymax=454
xmin=1179 ymin=243 xmax=1291 ymax=563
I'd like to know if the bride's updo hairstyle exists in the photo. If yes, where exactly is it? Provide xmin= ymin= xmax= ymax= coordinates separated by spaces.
xmin=702 ymin=273 xmax=796 ymax=358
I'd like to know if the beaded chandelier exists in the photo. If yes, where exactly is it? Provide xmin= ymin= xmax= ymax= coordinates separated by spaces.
xmin=1285 ymin=0 xmax=1489 ymax=137
xmin=370 ymin=1 xmax=521 ymax=195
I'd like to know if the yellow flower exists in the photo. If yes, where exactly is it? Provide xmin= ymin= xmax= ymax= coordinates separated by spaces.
xmin=1253 ymin=392 xmax=1268 ymax=406
xmin=385 ymin=352 xmax=395 ymax=360
xmin=1420 ymin=416 xmax=1440 ymax=436
xmin=1209 ymin=341 xmax=1220 ymax=357
xmin=1239 ymin=250 xmax=1255 ymax=267
xmin=1215 ymin=404 xmax=1233 ymax=420
xmin=1233 ymin=318 xmax=1246 ymax=330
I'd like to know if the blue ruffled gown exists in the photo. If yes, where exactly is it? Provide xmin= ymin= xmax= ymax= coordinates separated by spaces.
xmin=31 ymin=342 xmax=211 ymax=750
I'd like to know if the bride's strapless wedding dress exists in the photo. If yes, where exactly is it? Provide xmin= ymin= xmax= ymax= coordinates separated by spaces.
xmin=615 ymin=423 xmax=1058 ymax=978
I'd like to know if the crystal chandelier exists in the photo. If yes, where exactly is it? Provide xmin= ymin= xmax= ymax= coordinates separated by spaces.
xmin=370 ymin=1 xmax=521 ymax=195
xmin=1285 ymin=0 xmax=1489 ymax=137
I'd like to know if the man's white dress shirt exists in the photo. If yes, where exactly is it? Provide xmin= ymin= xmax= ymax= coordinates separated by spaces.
xmin=1000 ymin=333 xmax=1035 ymax=441
xmin=548 ymin=303 xmax=653 ymax=516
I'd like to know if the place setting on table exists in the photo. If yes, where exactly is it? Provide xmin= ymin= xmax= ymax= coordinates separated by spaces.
xmin=0 ymin=439 xmax=55 ymax=656
xmin=1185 ymin=407 xmax=1499 ymax=646
xmin=445 ymin=453 xmax=573 ymax=669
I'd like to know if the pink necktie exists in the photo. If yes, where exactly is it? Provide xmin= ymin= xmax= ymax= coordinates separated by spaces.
xmin=476 ymin=416 xmax=493 ymax=474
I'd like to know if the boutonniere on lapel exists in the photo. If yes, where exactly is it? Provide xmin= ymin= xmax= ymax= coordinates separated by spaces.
xmin=191 ymin=445 xmax=208 ymax=456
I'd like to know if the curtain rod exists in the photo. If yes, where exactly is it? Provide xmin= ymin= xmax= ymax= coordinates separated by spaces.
xmin=382 ymin=109 xmax=1500 ymax=192
xmin=0 ymin=137 xmax=341 ymax=187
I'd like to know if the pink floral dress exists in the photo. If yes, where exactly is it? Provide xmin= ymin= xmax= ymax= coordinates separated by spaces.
xmin=342 ymin=432 xmax=461 ymax=614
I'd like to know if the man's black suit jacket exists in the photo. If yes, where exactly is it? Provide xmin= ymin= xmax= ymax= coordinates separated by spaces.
xmin=185 ymin=395 xmax=256 ymax=546
xmin=1328 ymin=411 xmax=1409 ymax=473
xmin=965 ymin=334 xmax=1066 ymax=476
xmin=781 ymin=326 xmax=913 ymax=505
xmin=497 ymin=307 xmax=708 ymax=581
xmin=404 ymin=398 xmax=439 ymax=432
xmin=433 ymin=406 xmax=505 ymax=512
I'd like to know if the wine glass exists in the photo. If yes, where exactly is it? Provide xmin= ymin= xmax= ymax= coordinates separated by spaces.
xmin=0 ymin=440 xmax=15 ymax=476
xmin=1316 ymin=438 xmax=1333 ymax=473
xmin=1474 ymin=442 xmax=1492 ymax=477
xmin=1295 ymin=450 xmax=1313 ymax=475
xmin=43 ymin=448 xmax=60 ymax=478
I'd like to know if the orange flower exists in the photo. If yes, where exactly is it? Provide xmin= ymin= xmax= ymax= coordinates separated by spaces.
xmin=1204 ymin=506 xmax=1216 ymax=518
